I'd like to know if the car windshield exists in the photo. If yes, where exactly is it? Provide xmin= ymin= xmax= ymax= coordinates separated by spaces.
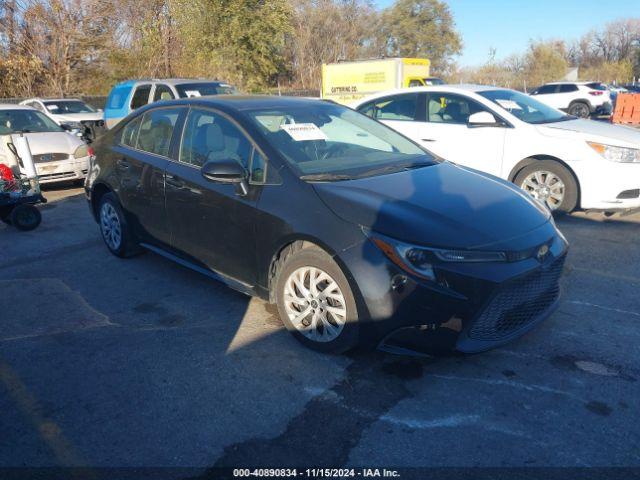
xmin=44 ymin=100 xmax=96 ymax=114
xmin=479 ymin=89 xmax=572 ymax=124
xmin=175 ymin=83 xmax=237 ymax=98
xmin=0 ymin=109 xmax=64 ymax=134
xmin=244 ymin=102 xmax=437 ymax=181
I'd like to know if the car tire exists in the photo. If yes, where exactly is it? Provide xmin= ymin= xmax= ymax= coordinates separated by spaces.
xmin=514 ymin=160 xmax=578 ymax=214
xmin=9 ymin=204 xmax=41 ymax=231
xmin=98 ymin=192 xmax=143 ymax=258
xmin=568 ymin=101 xmax=590 ymax=118
xmin=0 ymin=206 xmax=12 ymax=225
xmin=275 ymin=245 xmax=359 ymax=353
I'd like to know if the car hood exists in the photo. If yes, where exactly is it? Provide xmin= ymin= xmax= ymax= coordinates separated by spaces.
xmin=9 ymin=132 xmax=84 ymax=155
xmin=313 ymin=162 xmax=553 ymax=250
xmin=538 ymin=119 xmax=640 ymax=148
xmin=50 ymin=112 xmax=104 ymax=123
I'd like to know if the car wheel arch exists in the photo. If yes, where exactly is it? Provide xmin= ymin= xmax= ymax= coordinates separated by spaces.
xmin=568 ymin=99 xmax=593 ymax=112
xmin=266 ymin=237 xmax=363 ymax=309
xmin=91 ymin=182 xmax=115 ymax=220
xmin=509 ymin=155 xmax=581 ymax=208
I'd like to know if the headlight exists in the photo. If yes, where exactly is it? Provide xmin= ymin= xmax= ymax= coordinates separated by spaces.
xmin=588 ymin=142 xmax=640 ymax=163
xmin=74 ymin=145 xmax=89 ymax=158
xmin=367 ymin=232 xmax=506 ymax=281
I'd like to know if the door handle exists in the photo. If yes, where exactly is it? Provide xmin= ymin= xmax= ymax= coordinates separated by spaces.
xmin=165 ymin=174 xmax=185 ymax=189
xmin=116 ymin=158 xmax=131 ymax=169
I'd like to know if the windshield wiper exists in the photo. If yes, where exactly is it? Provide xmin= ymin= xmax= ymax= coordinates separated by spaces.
xmin=300 ymin=173 xmax=355 ymax=182
xmin=531 ymin=115 xmax=575 ymax=125
xmin=354 ymin=161 xmax=435 ymax=178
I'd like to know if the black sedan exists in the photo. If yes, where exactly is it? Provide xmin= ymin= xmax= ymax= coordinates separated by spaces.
xmin=85 ymin=96 xmax=568 ymax=354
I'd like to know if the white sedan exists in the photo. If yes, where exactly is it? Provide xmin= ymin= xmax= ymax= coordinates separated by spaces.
xmin=0 ymin=105 xmax=91 ymax=184
xmin=351 ymin=85 xmax=640 ymax=213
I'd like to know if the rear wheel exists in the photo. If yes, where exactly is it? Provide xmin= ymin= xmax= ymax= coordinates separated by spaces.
xmin=0 ymin=206 xmax=13 ymax=225
xmin=98 ymin=192 xmax=143 ymax=257
xmin=568 ymin=101 xmax=590 ymax=118
xmin=514 ymin=160 xmax=578 ymax=213
xmin=9 ymin=204 xmax=41 ymax=231
xmin=275 ymin=246 xmax=359 ymax=353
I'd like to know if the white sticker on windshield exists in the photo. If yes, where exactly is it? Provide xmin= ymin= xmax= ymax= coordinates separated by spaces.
xmin=495 ymin=99 xmax=522 ymax=110
xmin=47 ymin=104 xmax=59 ymax=110
xmin=184 ymin=90 xmax=202 ymax=98
xmin=280 ymin=123 xmax=328 ymax=141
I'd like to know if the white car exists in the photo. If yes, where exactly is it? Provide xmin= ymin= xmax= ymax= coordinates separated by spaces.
xmin=0 ymin=104 xmax=91 ymax=184
xmin=530 ymin=82 xmax=612 ymax=118
xmin=19 ymin=97 xmax=105 ymax=141
xmin=351 ymin=85 xmax=640 ymax=213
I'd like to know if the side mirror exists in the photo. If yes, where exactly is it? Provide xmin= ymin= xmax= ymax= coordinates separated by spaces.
xmin=60 ymin=123 xmax=72 ymax=131
xmin=468 ymin=111 xmax=500 ymax=127
xmin=201 ymin=160 xmax=248 ymax=194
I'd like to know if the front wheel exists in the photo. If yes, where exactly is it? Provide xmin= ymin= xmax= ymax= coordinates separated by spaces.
xmin=9 ymin=204 xmax=41 ymax=231
xmin=514 ymin=160 xmax=578 ymax=213
xmin=275 ymin=246 xmax=359 ymax=353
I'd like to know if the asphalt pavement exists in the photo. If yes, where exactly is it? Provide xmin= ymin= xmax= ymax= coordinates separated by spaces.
xmin=1 ymin=183 xmax=639 ymax=477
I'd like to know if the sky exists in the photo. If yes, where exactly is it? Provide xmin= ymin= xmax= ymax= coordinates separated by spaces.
xmin=373 ymin=0 xmax=639 ymax=66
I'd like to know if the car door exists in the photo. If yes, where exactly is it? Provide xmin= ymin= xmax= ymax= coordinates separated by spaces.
xmin=113 ymin=106 xmax=185 ymax=246
xmin=164 ymin=107 xmax=262 ymax=285
xmin=412 ymin=92 xmax=506 ymax=175
xmin=358 ymin=92 xmax=426 ymax=143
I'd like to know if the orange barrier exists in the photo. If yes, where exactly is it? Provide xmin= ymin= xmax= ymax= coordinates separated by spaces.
xmin=612 ymin=93 xmax=640 ymax=125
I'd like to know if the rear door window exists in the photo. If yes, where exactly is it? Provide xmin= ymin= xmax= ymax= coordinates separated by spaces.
xmin=130 ymin=85 xmax=152 ymax=110
xmin=535 ymin=85 xmax=558 ymax=94
xmin=558 ymin=84 xmax=578 ymax=93
xmin=136 ymin=108 xmax=181 ymax=157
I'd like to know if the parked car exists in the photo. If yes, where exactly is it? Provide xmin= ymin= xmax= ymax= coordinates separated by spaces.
xmin=623 ymin=84 xmax=640 ymax=93
xmin=104 ymin=79 xmax=237 ymax=129
xmin=86 ymin=96 xmax=568 ymax=354
xmin=0 ymin=104 xmax=92 ymax=184
xmin=351 ymin=85 xmax=640 ymax=213
xmin=20 ymin=97 xmax=105 ymax=143
xmin=529 ymin=81 xmax=612 ymax=118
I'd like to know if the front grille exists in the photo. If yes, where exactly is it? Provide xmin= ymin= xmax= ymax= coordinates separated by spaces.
xmin=468 ymin=256 xmax=565 ymax=341
xmin=33 ymin=153 xmax=69 ymax=163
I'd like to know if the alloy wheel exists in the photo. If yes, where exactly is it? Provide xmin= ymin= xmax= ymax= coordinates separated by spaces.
xmin=100 ymin=202 xmax=122 ymax=251
xmin=283 ymin=266 xmax=347 ymax=343
xmin=520 ymin=170 xmax=565 ymax=211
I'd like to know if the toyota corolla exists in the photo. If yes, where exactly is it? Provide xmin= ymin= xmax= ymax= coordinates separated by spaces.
xmin=85 ymin=96 xmax=568 ymax=354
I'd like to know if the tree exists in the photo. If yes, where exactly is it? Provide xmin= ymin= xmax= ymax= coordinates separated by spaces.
xmin=524 ymin=40 xmax=568 ymax=88
xmin=379 ymin=0 xmax=462 ymax=73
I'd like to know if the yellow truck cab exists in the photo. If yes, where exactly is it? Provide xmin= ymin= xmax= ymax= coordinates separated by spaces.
xmin=321 ymin=58 xmax=432 ymax=105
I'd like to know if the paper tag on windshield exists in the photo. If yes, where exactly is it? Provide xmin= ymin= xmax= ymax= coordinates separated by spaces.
xmin=184 ymin=90 xmax=201 ymax=98
xmin=495 ymin=99 xmax=522 ymax=110
xmin=280 ymin=123 xmax=328 ymax=141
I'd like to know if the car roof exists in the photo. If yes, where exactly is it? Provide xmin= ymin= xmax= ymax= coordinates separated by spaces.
xmin=114 ymin=78 xmax=230 ymax=88
xmin=137 ymin=95 xmax=329 ymax=112
xmin=544 ymin=81 xmax=599 ymax=85
xmin=349 ymin=84 xmax=507 ymax=105
xmin=0 ymin=104 xmax=36 ymax=111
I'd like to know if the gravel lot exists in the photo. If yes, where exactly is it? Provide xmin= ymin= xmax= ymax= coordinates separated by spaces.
xmin=1 ymin=183 xmax=639 ymax=476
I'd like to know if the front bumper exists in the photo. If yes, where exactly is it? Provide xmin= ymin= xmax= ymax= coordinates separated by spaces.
xmin=340 ymin=229 xmax=568 ymax=355
xmin=570 ymin=158 xmax=640 ymax=210
xmin=34 ymin=157 xmax=89 ymax=184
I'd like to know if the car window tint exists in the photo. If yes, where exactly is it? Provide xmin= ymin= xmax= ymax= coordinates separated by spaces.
xmin=427 ymin=93 xmax=485 ymax=124
xmin=369 ymin=94 xmax=418 ymax=121
xmin=136 ymin=108 xmax=179 ymax=157
xmin=558 ymin=84 xmax=578 ymax=93
xmin=120 ymin=116 xmax=142 ymax=147
xmin=536 ymin=85 xmax=556 ymax=94
xmin=180 ymin=109 xmax=252 ymax=169
xmin=130 ymin=85 xmax=151 ymax=110
xmin=153 ymin=84 xmax=175 ymax=102
xmin=408 ymin=79 xmax=423 ymax=87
